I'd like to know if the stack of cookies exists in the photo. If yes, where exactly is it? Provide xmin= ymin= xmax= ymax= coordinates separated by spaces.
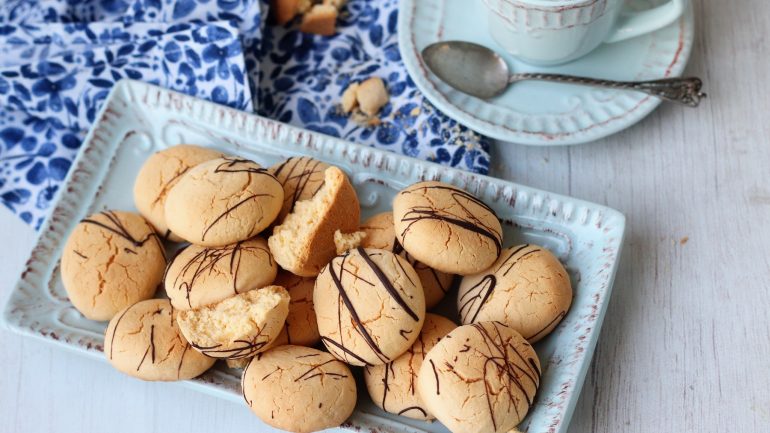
xmin=60 ymin=145 xmax=574 ymax=433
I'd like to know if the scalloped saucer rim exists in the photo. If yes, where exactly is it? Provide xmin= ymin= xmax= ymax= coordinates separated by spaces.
xmin=398 ymin=0 xmax=695 ymax=146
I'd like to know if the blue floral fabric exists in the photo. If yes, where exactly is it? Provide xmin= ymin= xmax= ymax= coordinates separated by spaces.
xmin=0 ymin=0 xmax=491 ymax=230
xmin=257 ymin=0 xmax=491 ymax=172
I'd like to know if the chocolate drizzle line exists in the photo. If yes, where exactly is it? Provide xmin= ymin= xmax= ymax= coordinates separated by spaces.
xmin=399 ymin=184 xmax=502 ymax=255
xmin=294 ymin=359 xmax=349 ymax=382
xmin=458 ymin=245 xmax=541 ymax=324
xmin=108 ymin=305 xmax=133 ymax=359
xmin=81 ymin=211 xmax=164 ymax=258
xmin=525 ymin=310 xmax=567 ymax=341
xmin=356 ymin=247 xmax=420 ymax=321
xmin=397 ymin=406 xmax=428 ymax=417
xmin=191 ymin=328 xmax=270 ymax=359
xmin=200 ymin=158 xmax=279 ymax=241
xmin=328 ymin=252 xmax=389 ymax=364
xmin=429 ymin=359 xmax=440 ymax=395
xmin=136 ymin=324 xmax=156 ymax=371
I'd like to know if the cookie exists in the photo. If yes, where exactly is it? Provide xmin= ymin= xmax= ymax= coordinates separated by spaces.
xmin=104 ymin=299 xmax=215 ymax=381
xmin=269 ymin=166 xmax=360 ymax=276
xmin=61 ymin=210 xmax=166 ymax=321
xmin=363 ymin=313 xmax=457 ymax=420
xmin=164 ymin=157 xmax=283 ymax=246
xmin=393 ymin=181 xmax=503 ymax=275
xmin=360 ymin=212 xmax=454 ymax=309
xmin=176 ymin=285 xmax=290 ymax=359
xmin=133 ymin=144 xmax=223 ymax=242
xmin=457 ymin=244 xmax=572 ymax=343
xmin=268 ymin=156 xmax=329 ymax=224
xmin=164 ymin=237 xmax=277 ymax=310
xmin=242 ymin=345 xmax=357 ymax=433
xmin=314 ymin=247 xmax=426 ymax=366
xmin=270 ymin=271 xmax=320 ymax=347
xmin=417 ymin=322 xmax=541 ymax=433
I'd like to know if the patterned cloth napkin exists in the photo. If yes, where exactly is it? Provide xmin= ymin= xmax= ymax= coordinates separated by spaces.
xmin=0 ymin=0 xmax=491 ymax=230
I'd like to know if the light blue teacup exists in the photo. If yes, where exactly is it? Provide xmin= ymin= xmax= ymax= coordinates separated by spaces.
xmin=483 ymin=0 xmax=688 ymax=65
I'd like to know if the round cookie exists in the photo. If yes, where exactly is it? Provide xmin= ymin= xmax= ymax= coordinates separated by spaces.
xmin=164 ymin=237 xmax=277 ymax=310
xmin=133 ymin=144 xmax=223 ymax=242
xmin=176 ymin=285 xmax=290 ymax=359
xmin=104 ymin=299 xmax=215 ymax=381
xmin=360 ymin=212 xmax=454 ymax=309
xmin=457 ymin=244 xmax=572 ymax=343
xmin=164 ymin=157 xmax=284 ymax=246
xmin=314 ymin=247 xmax=426 ymax=366
xmin=363 ymin=314 xmax=457 ymax=420
xmin=269 ymin=156 xmax=330 ymax=224
xmin=270 ymin=271 xmax=320 ymax=347
xmin=242 ymin=345 xmax=357 ymax=433
xmin=417 ymin=322 xmax=541 ymax=433
xmin=392 ymin=181 xmax=503 ymax=275
xmin=61 ymin=210 xmax=166 ymax=321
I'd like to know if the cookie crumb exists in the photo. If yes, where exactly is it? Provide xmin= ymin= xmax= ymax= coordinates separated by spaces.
xmin=340 ymin=77 xmax=389 ymax=126
xmin=680 ymin=236 xmax=689 ymax=245
xmin=334 ymin=230 xmax=367 ymax=254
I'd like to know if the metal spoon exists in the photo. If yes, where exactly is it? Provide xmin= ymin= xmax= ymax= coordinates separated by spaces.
xmin=422 ymin=41 xmax=705 ymax=107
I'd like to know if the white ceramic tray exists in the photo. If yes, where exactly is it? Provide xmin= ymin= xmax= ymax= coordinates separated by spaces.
xmin=2 ymin=80 xmax=625 ymax=433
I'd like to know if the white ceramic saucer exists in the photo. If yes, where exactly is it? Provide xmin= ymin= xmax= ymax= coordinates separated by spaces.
xmin=398 ymin=0 xmax=695 ymax=145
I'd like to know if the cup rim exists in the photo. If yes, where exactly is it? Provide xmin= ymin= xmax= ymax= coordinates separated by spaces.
xmin=492 ymin=0 xmax=604 ymax=9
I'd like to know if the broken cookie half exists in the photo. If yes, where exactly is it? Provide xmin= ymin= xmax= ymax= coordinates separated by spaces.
xmin=268 ymin=166 xmax=361 ymax=277
xmin=176 ymin=285 xmax=290 ymax=359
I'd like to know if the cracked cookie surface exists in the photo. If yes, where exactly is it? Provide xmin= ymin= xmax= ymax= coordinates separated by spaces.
xmin=417 ymin=321 xmax=541 ymax=433
xmin=393 ymin=181 xmax=503 ymax=275
xmin=314 ymin=247 xmax=426 ymax=367
xmin=61 ymin=210 xmax=166 ymax=321
xmin=269 ymin=271 xmax=320 ymax=347
xmin=133 ymin=144 xmax=223 ymax=242
xmin=360 ymin=212 xmax=454 ymax=309
xmin=164 ymin=157 xmax=283 ymax=246
xmin=104 ymin=299 xmax=215 ymax=381
xmin=457 ymin=244 xmax=572 ymax=343
xmin=164 ymin=237 xmax=277 ymax=310
xmin=364 ymin=313 xmax=456 ymax=420
xmin=242 ymin=345 xmax=356 ymax=433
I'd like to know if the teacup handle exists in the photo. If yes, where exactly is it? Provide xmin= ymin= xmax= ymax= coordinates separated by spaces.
xmin=605 ymin=0 xmax=687 ymax=43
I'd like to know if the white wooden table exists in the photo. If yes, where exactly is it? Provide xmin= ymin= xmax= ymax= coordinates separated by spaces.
xmin=2 ymin=0 xmax=769 ymax=431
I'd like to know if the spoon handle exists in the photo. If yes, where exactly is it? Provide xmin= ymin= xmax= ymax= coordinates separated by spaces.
xmin=508 ymin=73 xmax=706 ymax=107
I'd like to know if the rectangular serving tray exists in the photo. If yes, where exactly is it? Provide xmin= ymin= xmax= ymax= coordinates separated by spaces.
xmin=2 ymin=80 xmax=625 ymax=433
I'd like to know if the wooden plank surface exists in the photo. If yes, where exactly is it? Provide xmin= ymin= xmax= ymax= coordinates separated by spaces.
xmin=1 ymin=0 xmax=769 ymax=432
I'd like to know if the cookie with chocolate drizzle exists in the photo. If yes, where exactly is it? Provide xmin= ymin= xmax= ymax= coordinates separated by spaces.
xmin=164 ymin=157 xmax=283 ymax=246
xmin=314 ymin=247 xmax=426 ymax=366
xmin=393 ymin=181 xmax=503 ymax=275
xmin=61 ymin=210 xmax=166 ymax=321
xmin=242 ymin=345 xmax=356 ymax=433
xmin=164 ymin=236 xmax=277 ymax=310
xmin=363 ymin=313 xmax=457 ymax=420
xmin=458 ymin=244 xmax=572 ymax=343
xmin=104 ymin=299 xmax=214 ymax=381
xmin=417 ymin=321 xmax=541 ymax=433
